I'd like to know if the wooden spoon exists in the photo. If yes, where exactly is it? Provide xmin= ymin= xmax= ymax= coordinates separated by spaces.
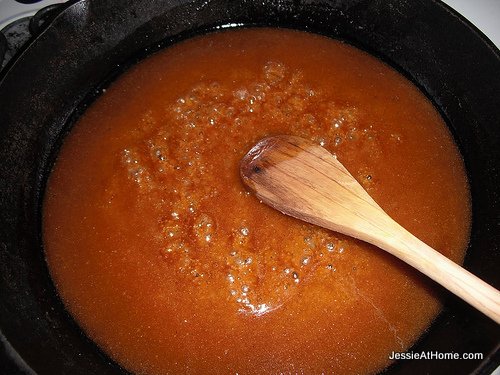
xmin=240 ymin=135 xmax=500 ymax=323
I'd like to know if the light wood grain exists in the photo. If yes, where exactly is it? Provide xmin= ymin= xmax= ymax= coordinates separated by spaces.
xmin=240 ymin=135 xmax=500 ymax=324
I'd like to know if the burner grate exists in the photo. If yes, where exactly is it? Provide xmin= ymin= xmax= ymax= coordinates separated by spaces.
xmin=0 ymin=0 xmax=64 ymax=72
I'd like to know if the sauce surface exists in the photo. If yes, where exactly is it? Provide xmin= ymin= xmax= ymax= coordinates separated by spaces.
xmin=43 ymin=28 xmax=471 ymax=374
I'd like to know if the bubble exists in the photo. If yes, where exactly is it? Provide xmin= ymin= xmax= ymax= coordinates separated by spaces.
xmin=326 ymin=264 xmax=335 ymax=271
xmin=326 ymin=243 xmax=335 ymax=252
xmin=160 ymin=248 xmax=173 ymax=258
xmin=250 ymin=83 xmax=269 ymax=96
xmin=193 ymin=213 xmax=215 ymax=245
xmin=154 ymin=149 xmax=166 ymax=161
xmin=226 ymin=106 xmax=235 ymax=117
xmin=233 ymin=226 xmax=250 ymax=249
xmin=263 ymin=61 xmax=286 ymax=84
xmin=234 ymin=89 xmax=248 ymax=100
xmin=130 ymin=167 xmax=144 ymax=181
xmin=209 ymin=81 xmax=220 ymax=89
xmin=162 ymin=222 xmax=180 ymax=239
xmin=121 ymin=149 xmax=135 ymax=164
xmin=391 ymin=133 xmax=402 ymax=142
xmin=348 ymin=128 xmax=358 ymax=141
xmin=303 ymin=113 xmax=316 ymax=125
xmin=304 ymin=236 xmax=315 ymax=249
xmin=191 ymin=269 xmax=203 ymax=278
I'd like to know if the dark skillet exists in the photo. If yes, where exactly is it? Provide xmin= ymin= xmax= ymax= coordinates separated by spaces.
xmin=0 ymin=0 xmax=499 ymax=374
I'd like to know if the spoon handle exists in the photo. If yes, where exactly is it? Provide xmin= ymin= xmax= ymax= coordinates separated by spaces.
xmin=363 ymin=216 xmax=500 ymax=324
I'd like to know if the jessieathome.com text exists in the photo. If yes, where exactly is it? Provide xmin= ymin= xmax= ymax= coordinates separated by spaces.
xmin=389 ymin=351 xmax=483 ymax=360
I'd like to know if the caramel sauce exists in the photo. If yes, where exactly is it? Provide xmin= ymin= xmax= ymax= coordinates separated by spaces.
xmin=43 ymin=28 xmax=471 ymax=374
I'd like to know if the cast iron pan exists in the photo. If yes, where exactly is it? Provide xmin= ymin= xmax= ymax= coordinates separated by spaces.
xmin=0 ymin=0 xmax=499 ymax=374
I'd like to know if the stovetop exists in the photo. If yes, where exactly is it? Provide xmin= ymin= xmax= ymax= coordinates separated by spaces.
xmin=0 ymin=0 xmax=64 ymax=70
xmin=0 ymin=0 xmax=499 ymax=74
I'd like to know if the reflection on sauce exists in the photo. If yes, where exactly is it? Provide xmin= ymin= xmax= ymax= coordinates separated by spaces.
xmin=43 ymin=28 xmax=471 ymax=374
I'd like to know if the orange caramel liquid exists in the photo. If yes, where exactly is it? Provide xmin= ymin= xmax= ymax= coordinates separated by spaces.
xmin=43 ymin=28 xmax=471 ymax=374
